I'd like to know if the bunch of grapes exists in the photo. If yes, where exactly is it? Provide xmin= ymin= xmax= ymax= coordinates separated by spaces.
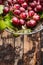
xmin=0 ymin=0 xmax=43 ymax=28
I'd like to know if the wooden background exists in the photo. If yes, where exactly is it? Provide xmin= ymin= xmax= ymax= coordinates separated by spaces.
xmin=0 ymin=30 xmax=43 ymax=65
xmin=41 ymin=30 xmax=43 ymax=65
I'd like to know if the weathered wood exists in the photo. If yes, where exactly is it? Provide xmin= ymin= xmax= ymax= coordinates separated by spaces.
xmin=0 ymin=30 xmax=41 ymax=65
xmin=23 ymin=32 xmax=41 ymax=65
xmin=41 ymin=30 xmax=43 ymax=65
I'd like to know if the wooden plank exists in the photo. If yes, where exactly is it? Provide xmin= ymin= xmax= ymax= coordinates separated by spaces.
xmin=0 ymin=30 xmax=41 ymax=65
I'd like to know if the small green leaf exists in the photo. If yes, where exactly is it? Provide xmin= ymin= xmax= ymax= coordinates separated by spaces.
xmin=38 ymin=12 xmax=43 ymax=19
xmin=0 ymin=20 xmax=6 ymax=31
xmin=4 ymin=12 xmax=13 ymax=20
xmin=5 ymin=21 xmax=18 ymax=31
xmin=4 ymin=14 xmax=18 ymax=31
xmin=4 ymin=14 xmax=11 ymax=21
xmin=0 ymin=5 xmax=4 ymax=14
xmin=40 ymin=13 xmax=43 ymax=19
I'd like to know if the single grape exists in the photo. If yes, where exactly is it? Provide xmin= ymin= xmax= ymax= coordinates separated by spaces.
xmin=36 ymin=4 xmax=42 ymax=11
xmin=29 ymin=2 xmax=36 ymax=8
xmin=28 ymin=10 xmax=35 ymax=17
xmin=12 ymin=17 xmax=19 ymax=26
xmin=19 ymin=19 xmax=25 ymax=26
xmin=13 ymin=4 xmax=20 ymax=10
xmin=20 ymin=12 xmax=27 ymax=19
xmin=13 ymin=0 xmax=17 ymax=4
xmin=17 ymin=0 xmax=25 ymax=4
xmin=13 ymin=10 xmax=21 ymax=15
xmin=3 ymin=7 xmax=9 ymax=14
xmin=26 ymin=19 xmax=36 ymax=27
xmin=22 ymin=2 xmax=28 ymax=9
xmin=0 ymin=0 xmax=3 ymax=4
xmin=20 ymin=7 xmax=25 ymax=12
xmin=33 ymin=14 xmax=40 ymax=21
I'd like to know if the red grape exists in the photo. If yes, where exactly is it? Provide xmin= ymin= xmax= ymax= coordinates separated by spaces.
xmin=26 ymin=19 xmax=36 ymax=27
xmin=36 ymin=4 xmax=42 ymax=11
xmin=26 ymin=0 xmax=29 ymax=2
xmin=22 ymin=2 xmax=28 ymax=9
xmin=13 ymin=10 xmax=21 ymax=15
xmin=12 ymin=17 xmax=19 ymax=25
xmin=18 ymin=0 xmax=24 ymax=4
xmin=33 ymin=14 xmax=40 ymax=21
xmin=28 ymin=10 xmax=35 ymax=17
xmin=13 ymin=4 xmax=20 ymax=10
xmin=19 ymin=19 xmax=25 ymax=26
xmin=0 ymin=0 xmax=3 ymax=4
xmin=20 ymin=12 xmax=27 ymax=19
xmin=29 ymin=2 xmax=36 ymax=8
xmin=20 ymin=7 xmax=25 ymax=12
xmin=13 ymin=0 xmax=17 ymax=4
xmin=3 ymin=7 xmax=9 ymax=14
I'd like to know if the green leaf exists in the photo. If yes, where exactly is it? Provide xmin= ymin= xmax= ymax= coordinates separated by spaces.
xmin=4 ymin=13 xmax=18 ymax=31
xmin=4 ymin=12 xmax=13 ymax=20
xmin=0 ymin=5 xmax=4 ymax=14
xmin=5 ymin=21 xmax=18 ymax=31
xmin=4 ymin=14 xmax=12 ymax=21
xmin=40 ymin=13 xmax=43 ymax=19
xmin=0 ymin=20 xmax=6 ymax=31
xmin=0 ymin=15 xmax=3 ymax=20
xmin=38 ymin=12 xmax=43 ymax=19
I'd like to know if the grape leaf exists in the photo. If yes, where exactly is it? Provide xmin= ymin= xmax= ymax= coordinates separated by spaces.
xmin=0 ymin=5 xmax=4 ymax=14
xmin=0 ymin=20 xmax=6 ymax=31
xmin=4 ymin=12 xmax=12 ymax=21
xmin=4 ymin=13 xmax=18 ymax=31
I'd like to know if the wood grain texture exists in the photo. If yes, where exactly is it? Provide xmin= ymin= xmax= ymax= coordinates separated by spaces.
xmin=0 ymin=30 xmax=42 ymax=65
xmin=23 ymin=32 xmax=41 ymax=65
xmin=41 ymin=30 xmax=43 ymax=65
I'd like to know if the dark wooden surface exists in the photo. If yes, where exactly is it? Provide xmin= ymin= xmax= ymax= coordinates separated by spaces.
xmin=0 ymin=30 xmax=43 ymax=65
xmin=41 ymin=30 xmax=43 ymax=65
